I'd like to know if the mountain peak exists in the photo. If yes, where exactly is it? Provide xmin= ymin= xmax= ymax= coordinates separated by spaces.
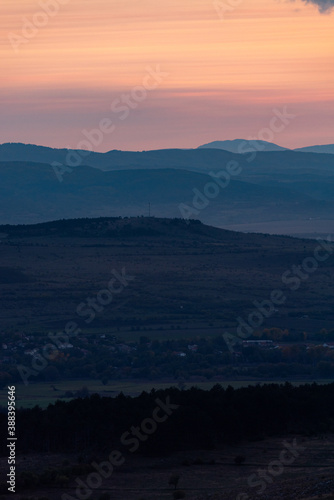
xmin=198 ymin=139 xmax=288 ymax=153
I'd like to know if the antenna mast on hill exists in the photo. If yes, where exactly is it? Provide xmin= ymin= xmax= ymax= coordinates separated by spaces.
xmin=148 ymin=202 xmax=151 ymax=217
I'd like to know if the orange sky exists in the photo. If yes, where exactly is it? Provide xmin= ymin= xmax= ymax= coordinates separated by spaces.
xmin=0 ymin=0 xmax=333 ymax=150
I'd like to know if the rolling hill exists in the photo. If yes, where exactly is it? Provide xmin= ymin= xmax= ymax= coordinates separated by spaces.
xmin=1 ymin=144 xmax=334 ymax=237
xmin=0 ymin=160 xmax=333 ymax=233
xmin=0 ymin=216 xmax=333 ymax=334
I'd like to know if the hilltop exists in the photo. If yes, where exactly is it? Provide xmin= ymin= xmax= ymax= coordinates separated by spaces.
xmin=197 ymin=138 xmax=288 ymax=152
xmin=0 ymin=216 xmax=333 ymax=334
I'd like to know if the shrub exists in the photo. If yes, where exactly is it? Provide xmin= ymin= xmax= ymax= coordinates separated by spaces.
xmin=19 ymin=471 xmax=39 ymax=488
xmin=169 ymin=474 xmax=180 ymax=489
xmin=55 ymin=475 xmax=69 ymax=487
xmin=98 ymin=494 xmax=111 ymax=500
xmin=0 ymin=483 xmax=7 ymax=494
xmin=39 ymin=468 xmax=57 ymax=485
xmin=234 ymin=455 xmax=246 ymax=465
xmin=70 ymin=464 xmax=93 ymax=475
xmin=173 ymin=491 xmax=186 ymax=499
xmin=193 ymin=458 xmax=203 ymax=465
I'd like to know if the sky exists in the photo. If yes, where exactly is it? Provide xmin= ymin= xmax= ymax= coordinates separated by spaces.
xmin=0 ymin=0 xmax=333 ymax=151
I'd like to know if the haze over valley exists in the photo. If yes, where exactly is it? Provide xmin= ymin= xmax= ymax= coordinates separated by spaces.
xmin=1 ymin=141 xmax=334 ymax=238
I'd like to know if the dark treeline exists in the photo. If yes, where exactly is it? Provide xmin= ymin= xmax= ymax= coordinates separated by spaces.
xmin=1 ymin=383 xmax=334 ymax=456
xmin=0 ymin=216 xmax=200 ymax=238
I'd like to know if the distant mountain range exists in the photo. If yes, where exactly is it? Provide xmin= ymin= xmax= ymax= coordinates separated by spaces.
xmin=198 ymin=139 xmax=289 ymax=153
xmin=0 ymin=140 xmax=334 ymax=167
xmin=294 ymin=144 xmax=334 ymax=154
xmin=198 ymin=139 xmax=334 ymax=155
xmin=0 ymin=142 xmax=333 ymax=237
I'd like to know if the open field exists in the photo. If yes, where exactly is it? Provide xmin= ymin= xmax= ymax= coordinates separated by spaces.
xmin=0 ymin=218 xmax=333 ymax=332
xmin=2 ymin=434 xmax=334 ymax=499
